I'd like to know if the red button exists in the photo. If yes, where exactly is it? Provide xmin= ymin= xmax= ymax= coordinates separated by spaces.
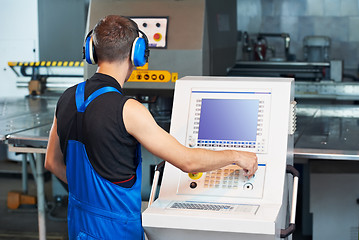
xmin=153 ymin=33 xmax=162 ymax=41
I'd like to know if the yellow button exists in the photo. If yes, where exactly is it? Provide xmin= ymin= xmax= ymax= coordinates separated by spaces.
xmin=188 ymin=172 xmax=203 ymax=180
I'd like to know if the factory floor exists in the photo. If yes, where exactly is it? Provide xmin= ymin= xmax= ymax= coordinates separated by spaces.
xmin=0 ymin=158 xmax=68 ymax=240
xmin=0 ymin=158 xmax=311 ymax=240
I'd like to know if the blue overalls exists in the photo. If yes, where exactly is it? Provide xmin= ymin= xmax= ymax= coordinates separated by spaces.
xmin=66 ymin=81 xmax=144 ymax=239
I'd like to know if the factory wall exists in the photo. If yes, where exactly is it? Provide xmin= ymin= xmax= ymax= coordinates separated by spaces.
xmin=38 ymin=0 xmax=87 ymax=62
xmin=0 ymin=0 xmax=87 ymax=98
xmin=0 ymin=0 xmax=38 ymax=97
xmin=237 ymin=0 xmax=359 ymax=74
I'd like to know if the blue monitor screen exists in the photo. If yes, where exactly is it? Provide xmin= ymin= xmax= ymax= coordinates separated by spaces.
xmin=198 ymin=99 xmax=259 ymax=141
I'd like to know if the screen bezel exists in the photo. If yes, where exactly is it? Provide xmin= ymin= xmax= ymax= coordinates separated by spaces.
xmin=186 ymin=88 xmax=271 ymax=153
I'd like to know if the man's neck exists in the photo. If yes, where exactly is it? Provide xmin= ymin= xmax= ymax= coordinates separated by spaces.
xmin=96 ymin=60 xmax=132 ymax=88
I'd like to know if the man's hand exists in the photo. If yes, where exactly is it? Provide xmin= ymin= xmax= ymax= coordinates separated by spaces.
xmin=234 ymin=151 xmax=258 ymax=178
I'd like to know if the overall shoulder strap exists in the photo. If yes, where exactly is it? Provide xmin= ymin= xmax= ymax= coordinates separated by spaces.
xmin=73 ymin=81 xmax=123 ymax=143
xmin=75 ymin=81 xmax=122 ymax=112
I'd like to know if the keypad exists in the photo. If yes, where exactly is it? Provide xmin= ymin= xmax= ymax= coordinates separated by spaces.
xmin=204 ymin=169 xmax=241 ymax=189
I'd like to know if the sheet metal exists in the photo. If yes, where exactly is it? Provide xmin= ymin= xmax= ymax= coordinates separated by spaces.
xmin=0 ymin=97 xmax=56 ymax=119
xmin=295 ymin=104 xmax=359 ymax=160
xmin=0 ymin=97 xmax=56 ymax=143
xmin=7 ymin=124 xmax=51 ymax=148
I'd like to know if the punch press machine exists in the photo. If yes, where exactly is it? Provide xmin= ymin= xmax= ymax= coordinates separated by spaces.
xmin=143 ymin=76 xmax=299 ymax=240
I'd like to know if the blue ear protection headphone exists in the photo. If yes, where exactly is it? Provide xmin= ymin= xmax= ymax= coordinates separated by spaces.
xmin=83 ymin=30 xmax=97 ymax=65
xmin=130 ymin=29 xmax=150 ymax=67
xmin=82 ymin=27 xmax=150 ymax=66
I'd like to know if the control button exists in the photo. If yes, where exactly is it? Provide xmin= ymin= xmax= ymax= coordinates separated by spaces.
xmin=190 ymin=182 xmax=197 ymax=189
xmin=136 ymin=74 xmax=141 ymax=80
xmin=144 ymin=74 xmax=150 ymax=80
xmin=156 ymin=23 xmax=161 ymax=27
xmin=151 ymin=74 xmax=157 ymax=80
xmin=153 ymin=33 xmax=162 ymax=41
xmin=188 ymin=172 xmax=203 ymax=180
xmin=159 ymin=74 xmax=165 ymax=80
xmin=142 ymin=23 xmax=147 ymax=27
xmin=243 ymin=183 xmax=253 ymax=191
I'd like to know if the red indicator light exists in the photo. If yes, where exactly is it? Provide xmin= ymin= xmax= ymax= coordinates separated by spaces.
xmin=153 ymin=33 xmax=162 ymax=41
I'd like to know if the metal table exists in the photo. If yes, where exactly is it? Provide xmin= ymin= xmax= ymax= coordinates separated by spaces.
xmin=6 ymin=124 xmax=52 ymax=240
xmin=294 ymin=104 xmax=359 ymax=240
xmin=0 ymin=96 xmax=56 ymax=240
xmin=294 ymin=104 xmax=359 ymax=160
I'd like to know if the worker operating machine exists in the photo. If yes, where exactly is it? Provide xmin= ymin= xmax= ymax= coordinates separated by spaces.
xmin=143 ymin=76 xmax=299 ymax=240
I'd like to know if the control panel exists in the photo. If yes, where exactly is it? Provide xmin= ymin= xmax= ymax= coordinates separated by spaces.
xmin=131 ymin=17 xmax=168 ymax=48
xmin=175 ymin=88 xmax=272 ymax=199
xmin=143 ymin=76 xmax=295 ymax=240
xmin=177 ymin=164 xmax=266 ymax=198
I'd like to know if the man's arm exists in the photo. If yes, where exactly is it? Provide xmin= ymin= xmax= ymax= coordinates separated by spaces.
xmin=123 ymin=99 xmax=258 ymax=177
xmin=44 ymin=116 xmax=67 ymax=183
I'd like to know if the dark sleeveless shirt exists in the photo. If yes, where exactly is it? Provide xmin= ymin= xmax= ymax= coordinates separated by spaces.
xmin=56 ymin=73 xmax=138 ymax=187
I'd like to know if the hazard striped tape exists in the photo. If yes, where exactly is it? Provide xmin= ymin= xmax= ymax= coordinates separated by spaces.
xmin=8 ymin=61 xmax=84 ymax=67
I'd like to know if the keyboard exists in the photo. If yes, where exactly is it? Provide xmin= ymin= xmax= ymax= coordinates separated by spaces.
xmin=168 ymin=201 xmax=259 ymax=214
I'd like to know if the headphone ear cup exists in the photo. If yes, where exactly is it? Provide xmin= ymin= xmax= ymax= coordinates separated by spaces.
xmin=84 ymin=35 xmax=97 ymax=64
xmin=131 ymin=37 xmax=147 ymax=67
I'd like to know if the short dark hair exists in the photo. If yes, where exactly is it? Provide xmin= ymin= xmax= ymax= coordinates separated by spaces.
xmin=93 ymin=15 xmax=139 ymax=63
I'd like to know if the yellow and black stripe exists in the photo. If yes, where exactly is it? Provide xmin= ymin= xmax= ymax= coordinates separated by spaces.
xmin=8 ymin=61 xmax=84 ymax=67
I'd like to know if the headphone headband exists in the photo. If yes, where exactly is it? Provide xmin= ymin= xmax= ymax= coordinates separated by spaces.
xmin=82 ymin=21 xmax=150 ymax=66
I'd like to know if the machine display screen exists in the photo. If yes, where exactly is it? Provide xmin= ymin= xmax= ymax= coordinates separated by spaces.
xmin=188 ymin=89 xmax=270 ymax=152
xmin=198 ymin=99 xmax=259 ymax=142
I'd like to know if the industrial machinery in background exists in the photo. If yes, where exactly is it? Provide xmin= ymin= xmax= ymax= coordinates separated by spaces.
xmin=303 ymin=36 xmax=331 ymax=62
xmin=8 ymin=61 xmax=84 ymax=95
xmin=231 ymin=33 xmax=359 ymax=101
xmin=241 ymin=32 xmax=292 ymax=62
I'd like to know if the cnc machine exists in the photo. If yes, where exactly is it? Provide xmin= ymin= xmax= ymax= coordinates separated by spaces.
xmin=143 ymin=76 xmax=298 ymax=240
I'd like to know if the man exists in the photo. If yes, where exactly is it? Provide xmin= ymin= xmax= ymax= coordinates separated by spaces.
xmin=45 ymin=15 xmax=257 ymax=240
